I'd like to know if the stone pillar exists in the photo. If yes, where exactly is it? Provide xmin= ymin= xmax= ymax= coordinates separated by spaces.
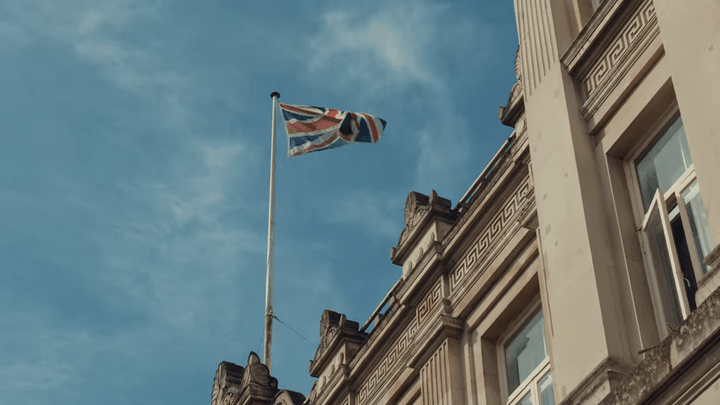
xmin=514 ymin=0 xmax=635 ymax=401
xmin=651 ymin=0 xmax=720 ymax=257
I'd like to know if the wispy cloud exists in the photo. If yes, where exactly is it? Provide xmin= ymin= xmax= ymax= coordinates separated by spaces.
xmin=305 ymin=0 xmax=495 ymax=193
xmin=2 ymin=0 xmax=193 ymax=127
xmin=306 ymin=1 xmax=450 ymax=92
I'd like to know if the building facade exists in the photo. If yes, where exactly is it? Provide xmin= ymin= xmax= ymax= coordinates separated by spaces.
xmin=210 ymin=0 xmax=720 ymax=404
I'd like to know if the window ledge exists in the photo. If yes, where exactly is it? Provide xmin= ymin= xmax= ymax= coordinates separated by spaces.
xmin=599 ymin=287 xmax=720 ymax=404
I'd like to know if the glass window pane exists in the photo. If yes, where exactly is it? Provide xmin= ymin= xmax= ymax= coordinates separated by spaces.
xmin=505 ymin=309 xmax=547 ymax=394
xmin=646 ymin=210 xmax=683 ymax=328
xmin=516 ymin=391 xmax=533 ymax=405
xmin=683 ymin=181 xmax=714 ymax=274
xmin=539 ymin=372 xmax=555 ymax=405
xmin=636 ymin=117 xmax=692 ymax=211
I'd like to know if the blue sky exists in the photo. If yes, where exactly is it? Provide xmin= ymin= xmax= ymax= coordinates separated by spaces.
xmin=0 ymin=1 xmax=518 ymax=404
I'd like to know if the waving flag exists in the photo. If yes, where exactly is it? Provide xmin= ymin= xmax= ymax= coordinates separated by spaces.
xmin=278 ymin=103 xmax=387 ymax=157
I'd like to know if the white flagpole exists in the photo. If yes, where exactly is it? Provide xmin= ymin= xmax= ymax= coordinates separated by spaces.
xmin=264 ymin=91 xmax=280 ymax=372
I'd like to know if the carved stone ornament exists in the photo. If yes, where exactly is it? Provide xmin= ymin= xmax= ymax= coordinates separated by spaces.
xmin=309 ymin=310 xmax=365 ymax=379
xmin=397 ymin=192 xmax=430 ymax=248
xmin=319 ymin=310 xmax=341 ymax=349
xmin=242 ymin=352 xmax=278 ymax=390
xmin=222 ymin=392 xmax=239 ymax=405
xmin=500 ymin=46 xmax=525 ymax=125
xmin=211 ymin=361 xmax=245 ymax=405
xmin=404 ymin=192 xmax=430 ymax=227
xmin=271 ymin=390 xmax=306 ymax=405
xmin=211 ymin=365 xmax=226 ymax=405
xmin=312 ymin=310 xmax=342 ymax=365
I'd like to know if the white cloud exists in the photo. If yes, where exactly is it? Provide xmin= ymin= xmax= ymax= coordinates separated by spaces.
xmin=307 ymin=1 xmax=448 ymax=90
xmin=306 ymin=0 xmax=493 ymax=193
xmin=1 ymin=0 xmax=191 ymax=126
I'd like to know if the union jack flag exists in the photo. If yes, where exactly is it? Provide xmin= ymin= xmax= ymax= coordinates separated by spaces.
xmin=278 ymin=103 xmax=387 ymax=157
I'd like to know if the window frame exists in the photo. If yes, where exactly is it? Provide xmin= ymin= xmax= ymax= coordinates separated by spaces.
xmin=497 ymin=300 xmax=552 ymax=405
xmin=625 ymin=105 xmax=709 ymax=336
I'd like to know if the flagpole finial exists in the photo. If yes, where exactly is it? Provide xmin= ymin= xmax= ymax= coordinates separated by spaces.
xmin=270 ymin=92 xmax=280 ymax=99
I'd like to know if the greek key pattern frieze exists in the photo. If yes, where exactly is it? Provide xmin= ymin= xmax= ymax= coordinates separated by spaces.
xmin=449 ymin=175 xmax=532 ymax=292
xmin=416 ymin=281 xmax=442 ymax=325
xmin=584 ymin=0 xmax=656 ymax=96
xmin=356 ymin=279 xmax=442 ymax=405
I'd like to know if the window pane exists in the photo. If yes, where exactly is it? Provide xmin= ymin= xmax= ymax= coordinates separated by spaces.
xmin=646 ymin=211 xmax=683 ymax=328
xmin=505 ymin=309 xmax=547 ymax=394
xmin=683 ymin=181 xmax=714 ymax=274
xmin=670 ymin=216 xmax=698 ymax=310
xmin=539 ymin=372 xmax=555 ymax=405
xmin=636 ymin=117 xmax=692 ymax=211
xmin=516 ymin=391 xmax=533 ymax=405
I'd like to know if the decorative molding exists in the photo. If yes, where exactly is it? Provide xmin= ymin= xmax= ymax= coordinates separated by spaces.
xmin=356 ymin=320 xmax=419 ymax=405
xmin=416 ymin=281 xmax=442 ymax=325
xmin=444 ymin=138 xmax=521 ymax=248
xmin=356 ymin=280 xmax=443 ymax=405
xmin=449 ymin=174 xmax=532 ymax=292
xmin=579 ymin=0 xmax=658 ymax=121
xmin=562 ymin=0 xmax=625 ymax=73
xmin=583 ymin=0 xmax=656 ymax=96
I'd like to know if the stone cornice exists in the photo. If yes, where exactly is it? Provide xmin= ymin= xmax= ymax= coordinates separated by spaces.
xmin=499 ymin=84 xmax=525 ymax=128
xmin=562 ymin=0 xmax=628 ymax=73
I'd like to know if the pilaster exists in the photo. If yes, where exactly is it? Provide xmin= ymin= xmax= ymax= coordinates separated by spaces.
xmin=517 ymin=0 xmax=636 ymax=402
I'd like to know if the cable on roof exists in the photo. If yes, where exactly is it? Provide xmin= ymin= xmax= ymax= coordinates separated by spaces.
xmin=273 ymin=315 xmax=317 ymax=347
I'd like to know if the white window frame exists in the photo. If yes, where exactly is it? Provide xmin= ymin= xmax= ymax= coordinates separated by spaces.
xmin=626 ymin=106 xmax=709 ymax=336
xmin=497 ymin=301 xmax=552 ymax=405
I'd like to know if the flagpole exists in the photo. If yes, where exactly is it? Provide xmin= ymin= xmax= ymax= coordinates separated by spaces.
xmin=264 ymin=91 xmax=280 ymax=372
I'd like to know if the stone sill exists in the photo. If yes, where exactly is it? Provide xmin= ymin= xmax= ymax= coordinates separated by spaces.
xmin=599 ymin=285 xmax=720 ymax=404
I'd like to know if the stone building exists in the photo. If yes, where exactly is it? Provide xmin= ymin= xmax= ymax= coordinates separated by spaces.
xmin=210 ymin=0 xmax=720 ymax=404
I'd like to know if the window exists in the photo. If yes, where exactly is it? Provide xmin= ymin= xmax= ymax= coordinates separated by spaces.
xmin=631 ymin=114 xmax=714 ymax=332
xmin=500 ymin=307 xmax=554 ymax=405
